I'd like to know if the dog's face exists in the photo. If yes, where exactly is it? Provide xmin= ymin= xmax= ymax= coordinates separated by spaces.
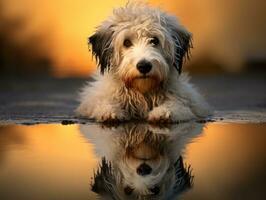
xmin=114 ymin=29 xmax=170 ymax=93
xmin=88 ymin=3 xmax=192 ymax=93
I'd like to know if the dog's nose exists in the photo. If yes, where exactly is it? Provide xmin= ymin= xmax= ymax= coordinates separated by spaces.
xmin=136 ymin=60 xmax=152 ymax=74
xmin=136 ymin=163 xmax=152 ymax=176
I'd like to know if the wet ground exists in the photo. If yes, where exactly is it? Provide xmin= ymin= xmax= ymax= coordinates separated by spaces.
xmin=0 ymin=122 xmax=265 ymax=200
xmin=0 ymin=74 xmax=265 ymax=124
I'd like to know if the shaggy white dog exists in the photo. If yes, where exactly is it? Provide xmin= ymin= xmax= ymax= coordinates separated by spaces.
xmin=77 ymin=2 xmax=211 ymax=122
xmin=80 ymin=122 xmax=203 ymax=199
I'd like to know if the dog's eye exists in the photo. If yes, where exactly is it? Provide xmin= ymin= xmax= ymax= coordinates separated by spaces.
xmin=124 ymin=186 xmax=134 ymax=195
xmin=150 ymin=186 xmax=160 ymax=195
xmin=123 ymin=39 xmax=132 ymax=48
xmin=150 ymin=37 xmax=159 ymax=46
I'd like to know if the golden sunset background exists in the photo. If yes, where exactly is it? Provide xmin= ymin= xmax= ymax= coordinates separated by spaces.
xmin=1 ymin=0 xmax=266 ymax=77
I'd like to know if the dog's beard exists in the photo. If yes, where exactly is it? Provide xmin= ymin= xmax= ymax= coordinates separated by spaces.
xmin=129 ymin=142 xmax=160 ymax=160
xmin=124 ymin=76 xmax=161 ymax=93
xmin=132 ymin=78 xmax=160 ymax=93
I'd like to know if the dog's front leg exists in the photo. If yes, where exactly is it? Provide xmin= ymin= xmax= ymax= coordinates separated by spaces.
xmin=77 ymin=100 xmax=128 ymax=122
xmin=148 ymin=99 xmax=196 ymax=123
xmin=93 ymin=102 xmax=129 ymax=122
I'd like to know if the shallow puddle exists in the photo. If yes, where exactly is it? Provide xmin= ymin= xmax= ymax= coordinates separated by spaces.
xmin=0 ymin=122 xmax=265 ymax=200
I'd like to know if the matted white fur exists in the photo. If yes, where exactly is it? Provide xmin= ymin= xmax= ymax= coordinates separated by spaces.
xmin=76 ymin=2 xmax=211 ymax=122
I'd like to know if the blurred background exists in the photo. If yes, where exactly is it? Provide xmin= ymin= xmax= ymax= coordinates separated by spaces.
xmin=0 ymin=0 xmax=266 ymax=78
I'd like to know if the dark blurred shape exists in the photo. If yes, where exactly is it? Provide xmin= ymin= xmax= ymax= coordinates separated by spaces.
xmin=186 ymin=55 xmax=266 ymax=75
xmin=245 ymin=58 xmax=266 ymax=73
xmin=0 ymin=0 xmax=52 ymax=77
xmin=186 ymin=55 xmax=225 ymax=74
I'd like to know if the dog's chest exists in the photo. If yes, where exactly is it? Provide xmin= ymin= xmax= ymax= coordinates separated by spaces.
xmin=115 ymin=88 xmax=165 ymax=118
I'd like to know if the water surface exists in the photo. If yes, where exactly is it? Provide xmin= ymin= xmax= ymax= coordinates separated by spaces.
xmin=0 ymin=123 xmax=265 ymax=200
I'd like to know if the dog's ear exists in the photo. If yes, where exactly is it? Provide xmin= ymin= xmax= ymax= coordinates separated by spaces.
xmin=88 ymin=29 xmax=114 ymax=74
xmin=172 ymin=28 xmax=192 ymax=74
xmin=91 ymin=158 xmax=116 ymax=195
xmin=165 ymin=16 xmax=193 ymax=74
xmin=172 ymin=156 xmax=193 ymax=194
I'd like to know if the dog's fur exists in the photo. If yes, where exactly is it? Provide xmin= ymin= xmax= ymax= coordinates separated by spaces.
xmin=76 ymin=2 xmax=211 ymax=122
xmin=80 ymin=122 xmax=203 ymax=199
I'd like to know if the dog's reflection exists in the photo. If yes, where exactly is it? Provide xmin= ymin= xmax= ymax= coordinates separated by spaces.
xmin=80 ymin=123 xmax=203 ymax=199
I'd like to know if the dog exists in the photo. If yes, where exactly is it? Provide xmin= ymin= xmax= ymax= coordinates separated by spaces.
xmin=76 ymin=2 xmax=211 ymax=122
xmin=80 ymin=122 xmax=204 ymax=199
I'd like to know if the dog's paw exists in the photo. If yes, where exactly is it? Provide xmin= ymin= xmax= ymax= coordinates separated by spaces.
xmin=95 ymin=111 xmax=128 ymax=122
xmin=92 ymin=105 xmax=129 ymax=122
xmin=75 ymin=104 xmax=92 ymax=117
xmin=76 ymin=102 xmax=129 ymax=122
xmin=148 ymin=107 xmax=172 ymax=123
xmin=148 ymin=105 xmax=196 ymax=123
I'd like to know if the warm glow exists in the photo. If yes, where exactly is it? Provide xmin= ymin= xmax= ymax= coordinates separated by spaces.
xmin=2 ymin=0 xmax=198 ymax=77
xmin=0 ymin=124 xmax=98 ymax=199
xmin=3 ymin=0 xmax=266 ymax=76
xmin=183 ymin=123 xmax=266 ymax=199
xmin=3 ymin=0 xmax=128 ymax=76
